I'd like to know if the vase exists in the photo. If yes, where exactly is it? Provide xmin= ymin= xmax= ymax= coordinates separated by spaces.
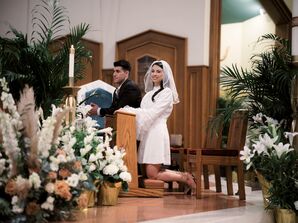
xmin=98 ymin=181 xmax=122 ymax=206
xmin=275 ymin=208 xmax=297 ymax=223
xmin=255 ymin=171 xmax=271 ymax=208
xmin=80 ymin=190 xmax=96 ymax=208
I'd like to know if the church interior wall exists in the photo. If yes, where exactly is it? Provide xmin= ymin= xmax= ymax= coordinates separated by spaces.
xmin=220 ymin=13 xmax=275 ymax=71
xmin=0 ymin=0 xmax=210 ymax=68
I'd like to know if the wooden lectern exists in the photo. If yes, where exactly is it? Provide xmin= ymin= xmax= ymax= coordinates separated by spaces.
xmin=106 ymin=111 xmax=163 ymax=197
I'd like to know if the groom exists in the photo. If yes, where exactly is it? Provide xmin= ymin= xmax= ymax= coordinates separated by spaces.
xmin=88 ymin=59 xmax=141 ymax=117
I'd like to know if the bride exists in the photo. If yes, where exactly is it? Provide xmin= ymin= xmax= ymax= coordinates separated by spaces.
xmin=120 ymin=60 xmax=196 ymax=194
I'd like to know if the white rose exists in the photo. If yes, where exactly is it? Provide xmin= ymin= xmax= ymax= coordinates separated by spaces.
xmin=103 ymin=163 xmax=119 ymax=176
xmin=45 ymin=183 xmax=55 ymax=193
xmin=119 ymin=171 xmax=132 ymax=182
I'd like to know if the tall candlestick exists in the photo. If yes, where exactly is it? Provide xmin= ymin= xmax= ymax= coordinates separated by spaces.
xmin=69 ymin=45 xmax=75 ymax=86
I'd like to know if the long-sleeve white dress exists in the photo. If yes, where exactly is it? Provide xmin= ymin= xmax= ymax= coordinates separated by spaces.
xmin=123 ymin=86 xmax=173 ymax=165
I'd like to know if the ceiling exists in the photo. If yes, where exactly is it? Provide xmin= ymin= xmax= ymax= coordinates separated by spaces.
xmin=222 ymin=0 xmax=263 ymax=24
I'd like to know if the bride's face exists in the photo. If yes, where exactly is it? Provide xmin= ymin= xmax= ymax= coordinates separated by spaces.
xmin=150 ymin=64 xmax=164 ymax=86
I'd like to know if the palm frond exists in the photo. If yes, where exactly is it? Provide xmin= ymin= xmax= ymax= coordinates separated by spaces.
xmin=1 ymin=0 xmax=91 ymax=118
xmin=31 ymin=0 xmax=69 ymax=44
xmin=220 ymin=34 xmax=297 ymax=129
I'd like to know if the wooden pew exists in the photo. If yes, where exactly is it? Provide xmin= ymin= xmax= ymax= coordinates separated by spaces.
xmin=105 ymin=111 xmax=163 ymax=197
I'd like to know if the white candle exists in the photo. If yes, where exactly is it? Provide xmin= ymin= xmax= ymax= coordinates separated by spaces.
xmin=69 ymin=45 xmax=75 ymax=78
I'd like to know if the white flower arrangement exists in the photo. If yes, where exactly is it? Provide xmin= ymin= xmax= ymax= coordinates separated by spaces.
xmin=62 ymin=105 xmax=132 ymax=191
xmin=240 ymin=113 xmax=298 ymax=210
xmin=240 ymin=113 xmax=296 ymax=171
xmin=0 ymin=78 xmax=91 ymax=222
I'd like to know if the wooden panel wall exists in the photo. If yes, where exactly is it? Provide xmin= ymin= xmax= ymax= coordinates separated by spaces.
xmin=75 ymin=40 xmax=103 ymax=86
xmin=185 ymin=66 xmax=210 ymax=148
xmin=102 ymin=68 xmax=113 ymax=85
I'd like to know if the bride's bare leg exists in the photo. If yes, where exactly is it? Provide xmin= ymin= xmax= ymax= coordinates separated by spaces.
xmin=145 ymin=164 xmax=196 ymax=190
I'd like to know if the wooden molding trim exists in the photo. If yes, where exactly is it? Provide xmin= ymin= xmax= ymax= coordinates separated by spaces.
xmin=293 ymin=17 xmax=298 ymax=27
xmin=292 ymin=55 xmax=298 ymax=67
xmin=259 ymin=0 xmax=291 ymax=25
xmin=185 ymin=65 xmax=210 ymax=148
xmin=208 ymin=0 xmax=221 ymax=116
xmin=259 ymin=0 xmax=292 ymax=45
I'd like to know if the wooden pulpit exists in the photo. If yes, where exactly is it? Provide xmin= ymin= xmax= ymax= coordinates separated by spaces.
xmin=105 ymin=111 xmax=163 ymax=197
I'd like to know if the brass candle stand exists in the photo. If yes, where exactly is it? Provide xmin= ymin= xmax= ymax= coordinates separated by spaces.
xmin=63 ymin=82 xmax=80 ymax=125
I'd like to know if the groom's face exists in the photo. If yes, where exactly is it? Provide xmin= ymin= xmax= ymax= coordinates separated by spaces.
xmin=113 ymin=66 xmax=128 ymax=85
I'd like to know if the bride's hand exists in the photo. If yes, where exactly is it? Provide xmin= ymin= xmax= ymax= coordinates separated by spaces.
xmin=114 ymin=108 xmax=124 ymax=114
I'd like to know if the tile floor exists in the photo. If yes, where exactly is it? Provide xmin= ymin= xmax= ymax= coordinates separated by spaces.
xmin=61 ymin=176 xmax=275 ymax=223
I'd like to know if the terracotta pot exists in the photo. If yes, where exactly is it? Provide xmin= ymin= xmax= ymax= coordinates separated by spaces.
xmin=255 ymin=171 xmax=271 ymax=208
xmin=98 ymin=181 xmax=122 ymax=206
xmin=274 ymin=208 xmax=297 ymax=223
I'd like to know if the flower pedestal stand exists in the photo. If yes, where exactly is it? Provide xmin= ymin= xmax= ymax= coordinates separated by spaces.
xmin=255 ymin=171 xmax=271 ymax=208
xmin=98 ymin=181 xmax=122 ymax=206
xmin=274 ymin=208 xmax=297 ymax=223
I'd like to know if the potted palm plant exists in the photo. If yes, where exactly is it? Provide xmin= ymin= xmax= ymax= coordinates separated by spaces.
xmin=0 ymin=0 xmax=91 ymax=118
xmin=219 ymin=34 xmax=298 ymax=129
xmin=222 ymin=34 xmax=298 ymax=222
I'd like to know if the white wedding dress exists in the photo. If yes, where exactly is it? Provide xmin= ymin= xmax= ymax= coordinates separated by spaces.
xmin=123 ymin=86 xmax=173 ymax=165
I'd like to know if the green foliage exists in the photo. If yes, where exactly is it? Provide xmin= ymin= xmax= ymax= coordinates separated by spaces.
xmin=220 ymin=34 xmax=298 ymax=130
xmin=240 ymin=113 xmax=298 ymax=210
xmin=0 ymin=0 xmax=91 ymax=118
xmin=267 ymin=150 xmax=297 ymax=210
xmin=0 ymin=198 xmax=13 ymax=218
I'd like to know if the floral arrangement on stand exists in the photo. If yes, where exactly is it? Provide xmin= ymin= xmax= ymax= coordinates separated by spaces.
xmin=68 ymin=105 xmax=132 ymax=193
xmin=0 ymin=76 xmax=133 ymax=221
xmin=0 ymin=78 xmax=93 ymax=222
xmin=240 ymin=113 xmax=298 ymax=213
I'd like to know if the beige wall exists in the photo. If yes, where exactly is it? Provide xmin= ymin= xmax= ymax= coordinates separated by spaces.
xmin=220 ymin=13 xmax=275 ymax=70
xmin=0 ymin=0 xmax=210 ymax=68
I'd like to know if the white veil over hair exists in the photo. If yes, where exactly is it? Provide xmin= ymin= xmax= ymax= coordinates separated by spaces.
xmin=144 ymin=60 xmax=179 ymax=104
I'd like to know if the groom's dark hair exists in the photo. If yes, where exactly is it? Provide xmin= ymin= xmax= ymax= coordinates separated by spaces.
xmin=114 ymin=60 xmax=131 ymax=72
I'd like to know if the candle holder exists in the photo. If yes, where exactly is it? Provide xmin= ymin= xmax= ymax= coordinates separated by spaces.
xmin=63 ymin=85 xmax=81 ymax=125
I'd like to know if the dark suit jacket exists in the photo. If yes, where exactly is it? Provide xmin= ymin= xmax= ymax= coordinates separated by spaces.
xmin=99 ymin=79 xmax=141 ymax=116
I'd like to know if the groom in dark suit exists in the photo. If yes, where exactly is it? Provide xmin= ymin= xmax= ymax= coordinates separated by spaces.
xmin=88 ymin=59 xmax=141 ymax=116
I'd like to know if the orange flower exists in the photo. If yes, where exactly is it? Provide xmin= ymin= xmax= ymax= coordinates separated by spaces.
xmin=25 ymin=201 xmax=40 ymax=215
xmin=48 ymin=171 xmax=57 ymax=180
xmin=77 ymin=192 xmax=88 ymax=209
xmin=59 ymin=168 xmax=71 ymax=178
xmin=5 ymin=179 xmax=16 ymax=196
xmin=55 ymin=180 xmax=72 ymax=201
